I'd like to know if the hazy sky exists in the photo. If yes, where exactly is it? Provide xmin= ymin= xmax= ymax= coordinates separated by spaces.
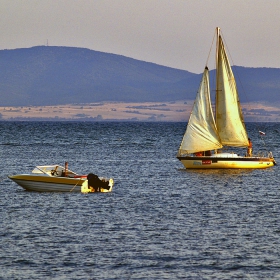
xmin=1 ymin=0 xmax=280 ymax=73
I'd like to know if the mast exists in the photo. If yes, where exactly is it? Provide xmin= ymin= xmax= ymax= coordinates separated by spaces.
xmin=215 ymin=27 xmax=220 ymax=122
xmin=216 ymin=27 xmax=220 ymax=69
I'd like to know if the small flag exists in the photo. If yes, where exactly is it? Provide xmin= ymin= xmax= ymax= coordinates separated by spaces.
xmin=259 ymin=131 xmax=266 ymax=135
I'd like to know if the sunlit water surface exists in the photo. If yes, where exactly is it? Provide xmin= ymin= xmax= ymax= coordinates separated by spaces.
xmin=0 ymin=122 xmax=280 ymax=279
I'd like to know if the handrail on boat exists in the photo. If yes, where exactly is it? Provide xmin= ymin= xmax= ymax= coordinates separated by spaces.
xmin=35 ymin=166 xmax=53 ymax=175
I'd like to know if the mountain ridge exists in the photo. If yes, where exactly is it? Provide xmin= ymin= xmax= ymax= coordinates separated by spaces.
xmin=0 ymin=46 xmax=279 ymax=106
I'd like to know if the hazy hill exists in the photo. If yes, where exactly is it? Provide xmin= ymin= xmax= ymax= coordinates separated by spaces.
xmin=0 ymin=46 xmax=279 ymax=106
xmin=231 ymin=66 xmax=280 ymax=104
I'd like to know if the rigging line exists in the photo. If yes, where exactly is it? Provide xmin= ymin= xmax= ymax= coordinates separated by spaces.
xmin=260 ymin=134 xmax=267 ymax=147
xmin=259 ymin=129 xmax=275 ymax=155
xmin=205 ymin=29 xmax=216 ymax=68
xmin=259 ymin=134 xmax=272 ymax=158
xmin=219 ymin=30 xmax=251 ymax=104
xmin=70 ymin=177 xmax=82 ymax=192
xmin=206 ymin=30 xmax=216 ymax=114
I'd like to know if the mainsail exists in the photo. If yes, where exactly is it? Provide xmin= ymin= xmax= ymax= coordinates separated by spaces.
xmin=178 ymin=67 xmax=223 ymax=154
xmin=215 ymin=29 xmax=248 ymax=147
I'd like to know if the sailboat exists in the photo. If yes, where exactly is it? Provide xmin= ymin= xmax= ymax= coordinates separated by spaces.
xmin=177 ymin=27 xmax=276 ymax=169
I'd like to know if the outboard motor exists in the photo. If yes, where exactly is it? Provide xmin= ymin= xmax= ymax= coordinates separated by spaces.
xmin=87 ymin=173 xmax=110 ymax=192
xmin=87 ymin=173 xmax=100 ymax=192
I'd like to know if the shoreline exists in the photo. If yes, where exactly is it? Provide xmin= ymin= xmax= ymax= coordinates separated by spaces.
xmin=0 ymin=101 xmax=279 ymax=122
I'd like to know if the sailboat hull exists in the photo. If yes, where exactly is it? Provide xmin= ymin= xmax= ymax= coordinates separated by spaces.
xmin=177 ymin=155 xmax=275 ymax=169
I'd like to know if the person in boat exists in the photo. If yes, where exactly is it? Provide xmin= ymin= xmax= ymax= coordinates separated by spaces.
xmin=61 ymin=162 xmax=68 ymax=177
xmin=194 ymin=151 xmax=211 ymax=156
xmin=204 ymin=150 xmax=211 ymax=156
xmin=247 ymin=138 xmax=253 ymax=157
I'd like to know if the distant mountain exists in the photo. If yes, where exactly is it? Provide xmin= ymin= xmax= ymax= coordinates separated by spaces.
xmin=231 ymin=66 xmax=280 ymax=104
xmin=0 ymin=46 xmax=279 ymax=106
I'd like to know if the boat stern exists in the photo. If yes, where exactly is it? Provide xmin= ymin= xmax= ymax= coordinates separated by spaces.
xmin=81 ymin=177 xmax=114 ymax=193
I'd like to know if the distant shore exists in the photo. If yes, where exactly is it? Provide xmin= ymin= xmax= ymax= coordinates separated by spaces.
xmin=0 ymin=101 xmax=279 ymax=122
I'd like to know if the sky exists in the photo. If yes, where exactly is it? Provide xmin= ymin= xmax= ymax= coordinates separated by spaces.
xmin=1 ymin=0 xmax=280 ymax=73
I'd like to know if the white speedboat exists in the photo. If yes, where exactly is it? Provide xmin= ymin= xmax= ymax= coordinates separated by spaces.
xmin=8 ymin=164 xmax=114 ymax=193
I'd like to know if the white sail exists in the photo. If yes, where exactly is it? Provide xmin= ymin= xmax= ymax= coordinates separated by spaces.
xmin=216 ymin=33 xmax=249 ymax=147
xmin=178 ymin=67 xmax=223 ymax=155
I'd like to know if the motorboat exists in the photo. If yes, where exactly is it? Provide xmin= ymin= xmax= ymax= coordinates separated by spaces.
xmin=8 ymin=163 xmax=114 ymax=193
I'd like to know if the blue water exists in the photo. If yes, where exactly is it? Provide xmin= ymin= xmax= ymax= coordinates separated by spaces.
xmin=0 ymin=121 xmax=280 ymax=279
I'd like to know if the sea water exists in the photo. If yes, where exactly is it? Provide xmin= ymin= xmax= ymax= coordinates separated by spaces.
xmin=0 ymin=121 xmax=280 ymax=279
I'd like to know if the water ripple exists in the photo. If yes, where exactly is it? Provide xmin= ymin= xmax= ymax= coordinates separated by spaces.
xmin=0 ymin=122 xmax=280 ymax=279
